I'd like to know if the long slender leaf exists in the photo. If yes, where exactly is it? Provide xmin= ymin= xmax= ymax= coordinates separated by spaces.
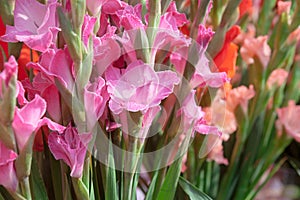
xmin=105 ymin=140 xmax=118 ymax=200
xmin=29 ymin=157 xmax=48 ymax=200
xmin=179 ymin=177 xmax=212 ymax=200
xmin=156 ymin=157 xmax=182 ymax=200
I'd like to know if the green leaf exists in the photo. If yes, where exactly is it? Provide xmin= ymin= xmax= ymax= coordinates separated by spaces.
xmin=145 ymin=172 xmax=158 ymax=200
xmin=156 ymin=157 xmax=182 ymax=200
xmin=29 ymin=157 xmax=48 ymax=200
xmin=71 ymin=178 xmax=89 ymax=200
xmin=179 ymin=177 xmax=212 ymax=200
xmin=105 ymin=140 xmax=118 ymax=200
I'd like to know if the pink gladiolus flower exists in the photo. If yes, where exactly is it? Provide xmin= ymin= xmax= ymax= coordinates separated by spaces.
xmin=93 ymin=26 xmax=121 ymax=76
xmin=48 ymin=125 xmax=92 ymax=178
xmin=190 ymin=56 xmax=228 ymax=88
xmin=22 ymin=73 xmax=61 ymax=122
xmin=240 ymin=36 xmax=271 ymax=68
xmin=0 ymin=56 xmax=17 ymax=98
xmin=196 ymin=25 xmax=214 ymax=49
xmin=82 ymin=15 xmax=97 ymax=47
xmin=0 ymin=0 xmax=60 ymax=52
xmin=84 ymin=77 xmax=109 ymax=131
xmin=28 ymin=47 xmax=75 ymax=92
xmin=178 ymin=90 xmax=222 ymax=137
xmin=106 ymin=60 xmax=180 ymax=114
xmin=86 ymin=0 xmax=123 ymax=16
xmin=276 ymin=101 xmax=300 ymax=142
xmin=267 ymin=68 xmax=289 ymax=89
xmin=12 ymin=95 xmax=65 ymax=151
xmin=0 ymin=141 xmax=18 ymax=191
xmin=116 ymin=4 xmax=144 ymax=30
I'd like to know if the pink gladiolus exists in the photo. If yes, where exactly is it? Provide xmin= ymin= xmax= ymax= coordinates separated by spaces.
xmin=0 ymin=56 xmax=17 ymax=98
xmin=48 ymin=125 xmax=92 ymax=178
xmin=276 ymin=101 xmax=300 ymax=142
xmin=0 ymin=141 xmax=18 ymax=191
xmin=116 ymin=4 xmax=144 ymax=30
xmin=106 ymin=60 xmax=180 ymax=114
xmin=178 ymin=90 xmax=222 ymax=137
xmin=267 ymin=68 xmax=289 ymax=89
xmin=197 ymin=25 xmax=214 ymax=49
xmin=28 ymin=47 xmax=75 ymax=92
xmin=93 ymin=26 xmax=121 ymax=76
xmin=84 ymin=77 xmax=109 ymax=131
xmin=22 ymin=72 xmax=61 ymax=122
xmin=0 ymin=0 xmax=60 ymax=52
xmin=190 ymin=56 xmax=228 ymax=88
xmin=12 ymin=95 xmax=65 ymax=151
xmin=82 ymin=15 xmax=97 ymax=47
xmin=240 ymin=36 xmax=271 ymax=68
xmin=86 ymin=0 xmax=123 ymax=16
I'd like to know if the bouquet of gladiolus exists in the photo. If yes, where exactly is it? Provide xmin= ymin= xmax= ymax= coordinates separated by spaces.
xmin=0 ymin=0 xmax=300 ymax=199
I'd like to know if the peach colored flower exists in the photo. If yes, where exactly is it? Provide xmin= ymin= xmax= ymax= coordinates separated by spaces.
xmin=277 ymin=1 xmax=291 ymax=15
xmin=240 ymin=36 xmax=271 ymax=68
xmin=267 ymin=68 xmax=289 ymax=89
xmin=276 ymin=101 xmax=300 ymax=142
xmin=207 ymin=137 xmax=228 ymax=165
xmin=287 ymin=27 xmax=300 ymax=44
xmin=227 ymin=85 xmax=256 ymax=113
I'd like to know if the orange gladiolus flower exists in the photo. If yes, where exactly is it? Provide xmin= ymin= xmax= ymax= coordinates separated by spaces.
xmin=239 ymin=0 xmax=253 ymax=18
xmin=214 ymin=25 xmax=241 ymax=79
xmin=17 ymin=44 xmax=39 ymax=80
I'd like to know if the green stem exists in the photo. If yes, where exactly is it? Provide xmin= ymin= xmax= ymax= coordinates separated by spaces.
xmin=20 ymin=177 xmax=32 ymax=200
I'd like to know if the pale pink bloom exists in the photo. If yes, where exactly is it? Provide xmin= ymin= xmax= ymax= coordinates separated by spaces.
xmin=0 ymin=0 xmax=60 ymax=52
xmin=227 ymin=85 xmax=255 ymax=113
xmin=86 ymin=0 xmax=123 ymax=16
xmin=106 ymin=60 xmax=180 ymax=114
xmin=287 ymin=27 xmax=300 ymax=44
xmin=267 ymin=68 xmax=289 ymax=89
xmin=12 ymin=95 xmax=65 ymax=151
xmin=177 ymin=90 xmax=222 ymax=137
xmin=116 ymin=4 xmax=144 ymax=30
xmin=158 ymin=1 xmax=188 ymax=30
xmin=207 ymin=138 xmax=228 ymax=165
xmin=22 ymin=72 xmax=61 ymax=122
xmin=48 ymin=125 xmax=92 ymax=178
xmin=240 ymin=36 xmax=271 ymax=68
xmin=276 ymin=101 xmax=300 ymax=142
xmin=197 ymin=25 xmax=214 ymax=49
xmin=170 ymin=43 xmax=228 ymax=88
xmin=0 ymin=141 xmax=18 ymax=191
xmin=0 ymin=56 xmax=18 ymax=99
xmin=190 ymin=56 xmax=228 ymax=88
xmin=277 ymin=1 xmax=291 ymax=15
xmin=82 ymin=15 xmax=97 ymax=47
xmin=93 ymin=26 xmax=121 ymax=77
xmin=28 ymin=47 xmax=75 ymax=92
xmin=84 ymin=77 xmax=109 ymax=131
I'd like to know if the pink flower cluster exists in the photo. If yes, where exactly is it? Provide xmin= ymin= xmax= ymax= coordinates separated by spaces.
xmin=0 ymin=0 xmax=227 ymax=189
